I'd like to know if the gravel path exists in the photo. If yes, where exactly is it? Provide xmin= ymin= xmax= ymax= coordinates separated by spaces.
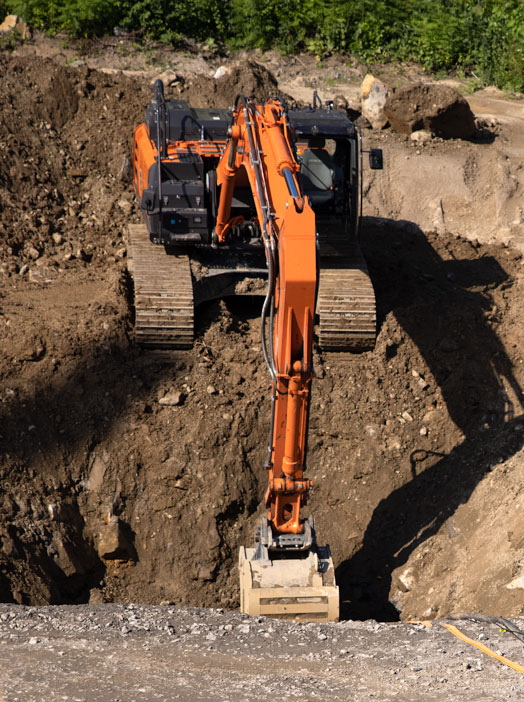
xmin=1 ymin=605 xmax=523 ymax=700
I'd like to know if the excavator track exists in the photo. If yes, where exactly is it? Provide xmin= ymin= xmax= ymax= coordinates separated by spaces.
xmin=127 ymin=224 xmax=194 ymax=349
xmin=317 ymin=235 xmax=376 ymax=352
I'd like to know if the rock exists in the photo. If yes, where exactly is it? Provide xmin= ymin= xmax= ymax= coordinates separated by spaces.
xmin=117 ymin=198 xmax=132 ymax=214
xmin=360 ymin=74 xmax=376 ymax=98
xmin=214 ymin=66 xmax=229 ymax=80
xmin=387 ymin=437 xmax=402 ymax=451
xmin=197 ymin=565 xmax=215 ymax=581
xmin=401 ymin=411 xmax=413 ymax=422
xmin=410 ymin=129 xmax=432 ymax=145
xmin=0 ymin=15 xmax=30 ymax=39
xmin=419 ymin=426 xmax=428 ymax=436
xmin=384 ymin=83 xmax=476 ymax=139
xmin=506 ymin=575 xmax=524 ymax=590
xmin=86 ymin=455 xmax=107 ymax=492
xmin=51 ymin=534 xmax=85 ymax=577
xmin=29 ymin=267 xmax=57 ymax=284
xmin=206 ymin=385 xmax=217 ymax=395
xmin=423 ymin=409 xmax=437 ymax=423
xmin=75 ymin=247 xmax=91 ymax=262
xmin=151 ymin=69 xmax=181 ymax=87
xmin=360 ymin=74 xmax=390 ymax=129
xmin=52 ymin=233 xmax=64 ymax=245
xmin=332 ymin=94 xmax=348 ymax=111
xmin=97 ymin=516 xmax=133 ymax=560
xmin=27 ymin=246 xmax=40 ymax=260
xmin=18 ymin=263 xmax=29 ymax=276
xmin=398 ymin=567 xmax=416 ymax=592
xmin=417 ymin=377 xmax=429 ymax=391
xmin=159 ymin=391 xmax=185 ymax=406
xmin=118 ymin=155 xmax=132 ymax=183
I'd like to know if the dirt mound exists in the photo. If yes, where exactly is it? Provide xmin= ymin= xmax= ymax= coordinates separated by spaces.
xmin=0 ymin=55 xmax=150 ymax=276
xmin=384 ymin=83 xmax=476 ymax=139
xmin=0 ymin=49 xmax=524 ymax=622
xmin=173 ymin=59 xmax=285 ymax=108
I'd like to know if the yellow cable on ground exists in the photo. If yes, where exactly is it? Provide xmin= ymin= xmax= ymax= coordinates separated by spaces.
xmin=442 ymin=623 xmax=524 ymax=675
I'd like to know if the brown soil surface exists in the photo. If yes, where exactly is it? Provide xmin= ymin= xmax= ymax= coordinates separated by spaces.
xmin=1 ymin=36 xmax=524 ymax=626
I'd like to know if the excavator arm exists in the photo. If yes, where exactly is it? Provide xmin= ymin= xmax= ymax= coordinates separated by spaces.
xmin=215 ymin=97 xmax=339 ymax=621
xmin=217 ymin=97 xmax=316 ymax=537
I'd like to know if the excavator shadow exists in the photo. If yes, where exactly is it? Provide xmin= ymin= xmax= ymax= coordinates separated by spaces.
xmin=336 ymin=216 xmax=524 ymax=621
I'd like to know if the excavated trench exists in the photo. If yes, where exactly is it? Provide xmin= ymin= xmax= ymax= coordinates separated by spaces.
xmin=0 ymin=51 xmax=523 ymax=621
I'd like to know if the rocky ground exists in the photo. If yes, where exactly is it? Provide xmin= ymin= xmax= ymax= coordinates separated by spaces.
xmin=1 ymin=604 xmax=524 ymax=701
xmin=0 ymin=30 xmax=524 ymax=699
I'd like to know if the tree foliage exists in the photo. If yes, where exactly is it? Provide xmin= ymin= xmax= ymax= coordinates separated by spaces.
xmin=4 ymin=0 xmax=524 ymax=91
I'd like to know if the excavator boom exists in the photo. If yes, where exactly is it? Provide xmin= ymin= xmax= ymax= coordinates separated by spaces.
xmin=213 ymin=96 xmax=338 ymax=620
xmin=216 ymin=97 xmax=316 ymax=531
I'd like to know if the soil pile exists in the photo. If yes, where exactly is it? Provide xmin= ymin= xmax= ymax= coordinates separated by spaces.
xmin=384 ymin=83 xmax=476 ymax=139
xmin=173 ymin=59 xmax=285 ymax=108
xmin=0 ymin=50 xmax=523 ymax=622
xmin=0 ymin=54 xmax=150 ymax=275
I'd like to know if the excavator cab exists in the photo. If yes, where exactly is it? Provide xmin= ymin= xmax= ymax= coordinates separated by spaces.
xmin=300 ymin=137 xmax=336 ymax=206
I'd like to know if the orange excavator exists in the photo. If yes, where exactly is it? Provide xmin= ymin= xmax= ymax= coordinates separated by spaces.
xmin=131 ymin=81 xmax=383 ymax=621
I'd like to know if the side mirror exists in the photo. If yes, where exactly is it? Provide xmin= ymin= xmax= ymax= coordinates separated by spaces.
xmin=369 ymin=148 xmax=383 ymax=170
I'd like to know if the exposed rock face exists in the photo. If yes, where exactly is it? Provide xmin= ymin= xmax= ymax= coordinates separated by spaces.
xmin=384 ymin=83 xmax=476 ymax=139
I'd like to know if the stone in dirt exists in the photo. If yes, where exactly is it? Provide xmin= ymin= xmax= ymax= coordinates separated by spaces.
xmin=97 ymin=516 xmax=133 ymax=561
xmin=214 ymin=66 xmax=229 ymax=80
xmin=410 ymin=129 xmax=432 ymax=145
xmin=0 ymin=15 xmax=29 ymax=39
xmin=384 ymin=83 xmax=476 ymax=139
xmin=159 ymin=390 xmax=185 ymax=406
xmin=151 ymin=69 xmax=181 ymax=87
xmin=360 ymin=74 xmax=390 ymax=129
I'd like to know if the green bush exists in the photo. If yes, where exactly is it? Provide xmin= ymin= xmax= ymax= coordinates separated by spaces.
xmin=3 ymin=0 xmax=523 ymax=91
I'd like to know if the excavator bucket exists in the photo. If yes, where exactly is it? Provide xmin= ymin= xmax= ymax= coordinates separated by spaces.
xmin=239 ymin=523 xmax=339 ymax=622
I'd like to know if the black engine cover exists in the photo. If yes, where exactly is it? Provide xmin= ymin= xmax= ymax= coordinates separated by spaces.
xmin=146 ymin=100 xmax=230 ymax=142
